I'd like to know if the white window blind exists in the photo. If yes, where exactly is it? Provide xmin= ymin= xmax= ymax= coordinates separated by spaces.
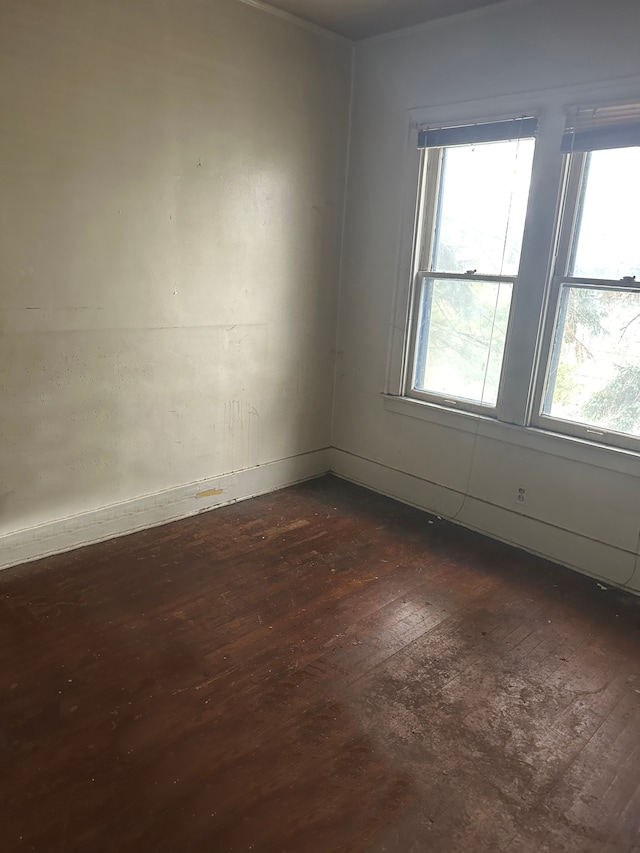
xmin=417 ymin=117 xmax=537 ymax=149
xmin=561 ymin=103 xmax=640 ymax=152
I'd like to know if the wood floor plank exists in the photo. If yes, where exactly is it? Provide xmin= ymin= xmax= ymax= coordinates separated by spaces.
xmin=1 ymin=475 xmax=639 ymax=852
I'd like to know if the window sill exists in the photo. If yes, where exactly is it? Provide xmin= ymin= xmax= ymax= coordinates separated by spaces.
xmin=381 ymin=393 xmax=640 ymax=477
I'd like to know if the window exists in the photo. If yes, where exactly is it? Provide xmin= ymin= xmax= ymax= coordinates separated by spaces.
xmin=408 ymin=118 xmax=536 ymax=411
xmin=537 ymin=142 xmax=640 ymax=444
xmin=401 ymin=104 xmax=640 ymax=453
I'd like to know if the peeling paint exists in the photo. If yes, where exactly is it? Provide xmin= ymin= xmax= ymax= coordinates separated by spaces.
xmin=195 ymin=488 xmax=224 ymax=499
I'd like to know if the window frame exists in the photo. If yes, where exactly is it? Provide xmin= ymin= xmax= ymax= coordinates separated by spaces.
xmin=530 ymin=149 xmax=640 ymax=452
xmin=386 ymin=88 xmax=640 ymax=458
xmin=404 ymin=142 xmax=523 ymax=415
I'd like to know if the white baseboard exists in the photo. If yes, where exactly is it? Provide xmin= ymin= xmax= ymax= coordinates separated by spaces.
xmin=5 ymin=445 xmax=638 ymax=596
xmin=0 ymin=449 xmax=330 ymax=572
xmin=330 ymin=448 xmax=640 ymax=594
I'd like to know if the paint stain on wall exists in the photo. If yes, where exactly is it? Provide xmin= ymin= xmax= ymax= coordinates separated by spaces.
xmin=195 ymin=488 xmax=224 ymax=499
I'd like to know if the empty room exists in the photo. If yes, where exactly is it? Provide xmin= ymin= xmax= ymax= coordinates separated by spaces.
xmin=1 ymin=0 xmax=639 ymax=850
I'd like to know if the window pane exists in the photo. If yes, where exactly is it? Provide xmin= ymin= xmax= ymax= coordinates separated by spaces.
xmin=543 ymin=286 xmax=640 ymax=437
xmin=571 ymin=148 xmax=640 ymax=280
xmin=413 ymin=277 xmax=512 ymax=406
xmin=431 ymin=138 xmax=535 ymax=276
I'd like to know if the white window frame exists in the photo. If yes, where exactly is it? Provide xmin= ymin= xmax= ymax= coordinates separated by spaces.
xmin=404 ymin=122 xmax=536 ymax=417
xmin=385 ymin=83 xmax=640 ymax=458
xmin=530 ymin=150 xmax=640 ymax=452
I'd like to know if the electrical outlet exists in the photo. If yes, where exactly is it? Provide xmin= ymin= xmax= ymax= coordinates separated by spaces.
xmin=516 ymin=486 xmax=527 ymax=506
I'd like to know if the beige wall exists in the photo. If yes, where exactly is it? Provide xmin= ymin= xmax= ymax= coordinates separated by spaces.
xmin=3 ymin=0 xmax=639 ymax=594
xmin=0 ymin=0 xmax=351 ymax=538
xmin=332 ymin=0 xmax=640 ymax=592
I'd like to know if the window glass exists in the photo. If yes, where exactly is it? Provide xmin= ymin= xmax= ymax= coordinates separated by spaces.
xmin=542 ymin=285 xmax=640 ymax=436
xmin=432 ymin=138 xmax=535 ymax=276
xmin=413 ymin=277 xmax=512 ymax=406
xmin=570 ymin=148 xmax=640 ymax=280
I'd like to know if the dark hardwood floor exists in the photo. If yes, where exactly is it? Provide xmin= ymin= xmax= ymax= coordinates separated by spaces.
xmin=1 ymin=475 xmax=639 ymax=852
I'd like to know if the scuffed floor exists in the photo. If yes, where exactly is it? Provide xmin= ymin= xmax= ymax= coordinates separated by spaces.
xmin=1 ymin=476 xmax=638 ymax=851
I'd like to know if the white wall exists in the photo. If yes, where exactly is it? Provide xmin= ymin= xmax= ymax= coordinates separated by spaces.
xmin=0 ymin=0 xmax=351 ymax=565
xmin=332 ymin=0 xmax=640 ymax=592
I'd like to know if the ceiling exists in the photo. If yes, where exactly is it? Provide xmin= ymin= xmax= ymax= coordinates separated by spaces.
xmin=260 ymin=0 xmax=508 ymax=40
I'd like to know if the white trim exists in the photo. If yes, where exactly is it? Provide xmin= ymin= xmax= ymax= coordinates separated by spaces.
xmin=406 ymin=75 xmax=640 ymax=128
xmin=497 ymin=110 xmax=567 ymax=425
xmin=235 ymin=0 xmax=352 ymax=45
xmin=360 ymin=0 xmax=540 ymax=46
xmin=5 ymin=444 xmax=638 ymax=595
xmin=384 ymin=118 xmax=424 ymax=395
xmin=0 ymin=450 xmax=330 ymax=572
xmin=329 ymin=447 xmax=640 ymax=594
xmin=382 ymin=394 xmax=640 ymax=477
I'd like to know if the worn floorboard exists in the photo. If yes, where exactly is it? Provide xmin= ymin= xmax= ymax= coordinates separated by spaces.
xmin=1 ymin=475 xmax=639 ymax=852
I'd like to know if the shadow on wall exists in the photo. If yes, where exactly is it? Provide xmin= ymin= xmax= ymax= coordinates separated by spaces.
xmin=0 ymin=0 xmax=350 ymax=536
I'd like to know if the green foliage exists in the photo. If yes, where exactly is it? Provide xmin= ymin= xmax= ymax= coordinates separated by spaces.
xmin=419 ymin=275 xmax=640 ymax=436
xmin=563 ymin=290 xmax=605 ymax=362
xmin=552 ymin=362 xmax=583 ymax=407
xmin=552 ymin=288 xmax=640 ymax=436
xmin=582 ymin=364 xmax=640 ymax=434
xmin=419 ymin=279 xmax=510 ymax=404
